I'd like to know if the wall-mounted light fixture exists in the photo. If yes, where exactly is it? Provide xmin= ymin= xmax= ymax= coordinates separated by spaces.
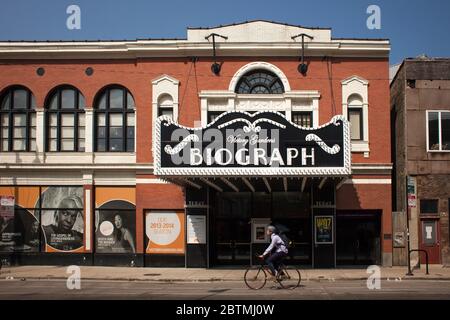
xmin=291 ymin=33 xmax=314 ymax=76
xmin=205 ymin=33 xmax=228 ymax=75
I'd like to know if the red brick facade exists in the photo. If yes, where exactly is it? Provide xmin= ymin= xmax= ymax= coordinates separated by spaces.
xmin=0 ymin=22 xmax=392 ymax=267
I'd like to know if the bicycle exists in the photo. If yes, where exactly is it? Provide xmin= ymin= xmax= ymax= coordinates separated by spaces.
xmin=244 ymin=255 xmax=301 ymax=290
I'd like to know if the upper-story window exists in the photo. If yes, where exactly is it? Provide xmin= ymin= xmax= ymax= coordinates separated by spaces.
xmin=207 ymin=111 xmax=224 ymax=123
xmin=427 ymin=110 xmax=450 ymax=152
xmin=347 ymin=94 xmax=363 ymax=141
xmin=0 ymin=86 xmax=36 ymax=152
xmin=94 ymin=85 xmax=135 ymax=152
xmin=45 ymin=86 xmax=85 ymax=152
xmin=292 ymin=111 xmax=313 ymax=127
xmin=157 ymin=94 xmax=174 ymax=118
xmin=341 ymin=76 xmax=369 ymax=156
xmin=235 ymin=70 xmax=285 ymax=94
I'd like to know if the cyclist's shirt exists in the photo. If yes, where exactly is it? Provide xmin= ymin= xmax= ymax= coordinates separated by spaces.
xmin=264 ymin=233 xmax=288 ymax=256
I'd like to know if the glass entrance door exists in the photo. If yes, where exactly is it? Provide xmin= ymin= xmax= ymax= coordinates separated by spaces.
xmin=336 ymin=210 xmax=381 ymax=265
xmin=214 ymin=193 xmax=251 ymax=265
xmin=213 ymin=191 xmax=312 ymax=266
xmin=216 ymin=219 xmax=251 ymax=264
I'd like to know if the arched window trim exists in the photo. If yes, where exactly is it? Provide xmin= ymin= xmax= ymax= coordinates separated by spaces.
xmin=235 ymin=69 xmax=285 ymax=94
xmin=0 ymin=85 xmax=36 ymax=152
xmin=45 ymin=85 xmax=85 ymax=152
xmin=228 ymin=61 xmax=291 ymax=92
xmin=93 ymin=85 xmax=135 ymax=153
xmin=341 ymin=75 xmax=370 ymax=157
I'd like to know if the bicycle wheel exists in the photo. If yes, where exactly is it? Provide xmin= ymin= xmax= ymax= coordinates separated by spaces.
xmin=244 ymin=266 xmax=267 ymax=290
xmin=278 ymin=266 xmax=301 ymax=289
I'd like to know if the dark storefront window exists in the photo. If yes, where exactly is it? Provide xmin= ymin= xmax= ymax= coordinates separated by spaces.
xmin=420 ymin=199 xmax=438 ymax=215
xmin=252 ymin=193 xmax=271 ymax=218
xmin=213 ymin=192 xmax=312 ymax=265
xmin=272 ymin=192 xmax=310 ymax=218
xmin=336 ymin=210 xmax=381 ymax=265
xmin=427 ymin=111 xmax=450 ymax=151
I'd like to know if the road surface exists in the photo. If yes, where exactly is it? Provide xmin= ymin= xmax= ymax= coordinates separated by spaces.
xmin=0 ymin=279 xmax=449 ymax=300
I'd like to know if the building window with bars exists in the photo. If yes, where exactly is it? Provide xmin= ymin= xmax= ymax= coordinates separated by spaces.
xmin=235 ymin=70 xmax=285 ymax=94
xmin=0 ymin=86 xmax=36 ymax=152
xmin=292 ymin=111 xmax=313 ymax=127
xmin=45 ymin=86 xmax=85 ymax=152
xmin=94 ymin=85 xmax=135 ymax=152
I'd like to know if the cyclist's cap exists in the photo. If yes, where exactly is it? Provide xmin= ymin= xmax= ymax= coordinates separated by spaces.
xmin=267 ymin=225 xmax=277 ymax=233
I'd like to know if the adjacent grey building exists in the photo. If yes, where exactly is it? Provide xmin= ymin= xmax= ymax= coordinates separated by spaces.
xmin=391 ymin=57 xmax=450 ymax=266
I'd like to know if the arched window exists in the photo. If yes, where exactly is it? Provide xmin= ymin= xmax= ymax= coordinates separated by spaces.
xmin=347 ymin=94 xmax=363 ymax=141
xmin=94 ymin=85 xmax=135 ymax=152
xmin=157 ymin=94 xmax=173 ymax=118
xmin=0 ymin=86 xmax=36 ymax=151
xmin=235 ymin=70 xmax=285 ymax=94
xmin=45 ymin=86 xmax=85 ymax=152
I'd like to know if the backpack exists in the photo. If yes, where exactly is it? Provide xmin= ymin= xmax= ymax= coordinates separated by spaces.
xmin=279 ymin=232 xmax=292 ymax=248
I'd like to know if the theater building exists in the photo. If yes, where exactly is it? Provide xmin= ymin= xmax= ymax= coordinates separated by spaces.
xmin=0 ymin=21 xmax=392 ymax=268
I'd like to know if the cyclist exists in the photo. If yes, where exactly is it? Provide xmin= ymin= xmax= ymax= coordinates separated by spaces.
xmin=258 ymin=225 xmax=288 ymax=279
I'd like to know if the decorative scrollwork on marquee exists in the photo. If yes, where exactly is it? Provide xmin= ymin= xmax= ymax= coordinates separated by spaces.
xmin=218 ymin=117 xmax=286 ymax=133
xmin=305 ymin=134 xmax=341 ymax=155
xmin=164 ymin=134 xmax=199 ymax=155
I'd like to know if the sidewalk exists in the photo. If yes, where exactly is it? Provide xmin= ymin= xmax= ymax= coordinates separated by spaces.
xmin=1 ymin=265 xmax=449 ymax=282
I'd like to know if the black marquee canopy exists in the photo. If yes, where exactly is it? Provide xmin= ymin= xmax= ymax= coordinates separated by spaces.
xmin=153 ymin=111 xmax=351 ymax=192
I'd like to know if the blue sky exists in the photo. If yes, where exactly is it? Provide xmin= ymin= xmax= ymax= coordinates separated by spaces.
xmin=1 ymin=0 xmax=449 ymax=64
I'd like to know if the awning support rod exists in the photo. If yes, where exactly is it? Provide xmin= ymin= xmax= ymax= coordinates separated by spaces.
xmin=242 ymin=177 xmax=255 ymax=193
xmin=181 ymin=178 xmax=202 ymax=190
xmin=263 ymin=178 xmax=272 ymax=193
xmin=220 ymin=178 xmax=239 ymax=192
xmin=200 ymin=178 xmax=223 ymax=192
xmin=336 ymin=178 xmax=347 ymax=190
xmin=301 ymin=177 xmax=307 ymax=193
xmin=319 ymin=177 xmax=328 ymax=189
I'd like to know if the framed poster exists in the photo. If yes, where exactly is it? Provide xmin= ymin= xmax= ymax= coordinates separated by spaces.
xmin=187 ymin=215 xmax=206 ymax=244
xmin=251 ymin=219 xmax=271 ymax=243
xmin=315 ymin=216 xmax=333 ymax=244
xmin=40 ymin=186 xmax=84 ymax=252
xmin=146 ymin=211 xmax=185 ymax=254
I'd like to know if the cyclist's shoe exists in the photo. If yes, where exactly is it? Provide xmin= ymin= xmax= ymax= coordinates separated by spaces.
xmin=278 ymin=274 xmax=289 ymax=281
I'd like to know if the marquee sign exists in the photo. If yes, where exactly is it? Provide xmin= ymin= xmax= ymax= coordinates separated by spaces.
xmin=153 ymin=111 xmax=351 ymax=177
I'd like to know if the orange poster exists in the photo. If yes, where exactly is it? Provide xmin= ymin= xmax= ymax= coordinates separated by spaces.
xmin=0 ymin=187 xmax=40 ymax=253
xmin=95 ymin=187 xmax=136 ymax=254
xmin=146 ymin=211 xmax=185 ymax=254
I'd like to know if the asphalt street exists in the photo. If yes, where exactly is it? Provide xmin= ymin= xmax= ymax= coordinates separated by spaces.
xmin=0 ymin=279 xmax=449 ymax=300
